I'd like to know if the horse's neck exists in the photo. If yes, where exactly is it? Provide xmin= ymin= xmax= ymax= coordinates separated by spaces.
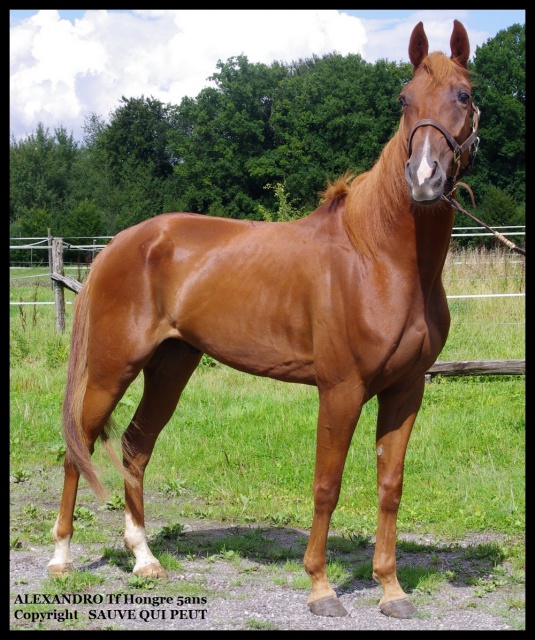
xmin=344 ymin=132 xmax=413 ymax=258
xmin=351 ymin=129 xmax=453 ymax=255
xmin=344 ymin=132 xmax=454 ymax=290
xmin=412 ymin=202 xmax=455 ymax=290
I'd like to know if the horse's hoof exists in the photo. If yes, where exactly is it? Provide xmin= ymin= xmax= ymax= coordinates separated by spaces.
xmin=134 ymin=562 xmax=167 ymax=579
xmin=308 ymin=596 xmax=348 ymax=617
xmin=47 ymin=563 xmax=74 ymax=576
xmin=380 ymin=597 xmax=417 ymax=619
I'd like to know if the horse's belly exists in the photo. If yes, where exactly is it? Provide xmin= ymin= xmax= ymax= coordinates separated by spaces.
xmin=169 ymin=278 xmax=317 ymax=383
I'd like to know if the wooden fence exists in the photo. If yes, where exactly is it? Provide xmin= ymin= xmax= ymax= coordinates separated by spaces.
xmin=425 ymin=359 xmax=524 ymax=380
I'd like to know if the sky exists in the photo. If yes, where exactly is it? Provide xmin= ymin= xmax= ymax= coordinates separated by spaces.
xmin=9 ymin=9 xmax=525 ymax=144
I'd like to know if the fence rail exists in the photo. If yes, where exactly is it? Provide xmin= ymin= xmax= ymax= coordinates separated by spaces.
xmin=10 ymin=234 xmax=525 ymax=378
xmin=426 ymin=359 xmax=525 ymax=379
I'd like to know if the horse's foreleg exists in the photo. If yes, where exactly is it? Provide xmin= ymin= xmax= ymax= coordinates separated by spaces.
xmin=304 ymin=383 xmax=362 ymax=617
xmin=372 ymin=376 xmax=425 ymax=619
xmin=122 ymin=340 xmax=202 ymax=578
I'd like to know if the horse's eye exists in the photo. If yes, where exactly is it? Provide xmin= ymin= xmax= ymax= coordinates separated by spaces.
xmin=398 ymin=95 xmax=407 ymax=108
xmin=458 ymin=92 xmax=470 ymax=105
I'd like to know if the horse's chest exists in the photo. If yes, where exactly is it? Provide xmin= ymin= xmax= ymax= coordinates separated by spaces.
xmin=373 ymin=313 xmax=447 ymax=387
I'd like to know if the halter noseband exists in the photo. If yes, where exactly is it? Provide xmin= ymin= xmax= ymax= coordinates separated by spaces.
xmin=406 ymin=105 xmax=480 ymax=188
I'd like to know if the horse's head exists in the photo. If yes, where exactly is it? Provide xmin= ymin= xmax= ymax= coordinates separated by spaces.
xmin=401 ymin=20 xmax=479 ymax=205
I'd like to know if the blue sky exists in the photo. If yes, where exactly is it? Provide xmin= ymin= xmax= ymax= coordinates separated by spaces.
xmin=340 ymin=9 xmax=524 ymax=34
xmin=10 ymin=10 xmax=525 ymax=143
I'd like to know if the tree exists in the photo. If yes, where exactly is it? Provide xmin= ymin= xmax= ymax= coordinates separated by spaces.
xmin=83 ymin=97 xmax=177 ymax=231
xmin=62 ymin=199 xmax=106 ymax=239
xmin=267 ymin=54 xmax=409 ymax=210
xmin=470 ymin=24 xmax=525 ymax=204
xmin=9 ymin=123 xmax=79 ymax=232
xmin=99 ymin=96 xmax=176 ymax=180
xmin=9 ymin=27 xmax=524 ymax=234
xmin=167 ymin=56 xmax=289 ymax=219
xmin=10 ymin=207 xmax=51 ymax=237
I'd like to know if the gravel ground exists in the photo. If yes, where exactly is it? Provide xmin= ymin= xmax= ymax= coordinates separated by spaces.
xmin=10 ymin=518 xmax=525 ymax=631
xmin=10 ymin=467 xmax=524 ymax=631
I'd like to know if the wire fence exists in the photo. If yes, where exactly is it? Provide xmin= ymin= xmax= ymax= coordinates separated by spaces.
xmin=9 ymin=229 xmax=527 ymax=307
xmin=9 ymin=226 xmax=526 ymax=267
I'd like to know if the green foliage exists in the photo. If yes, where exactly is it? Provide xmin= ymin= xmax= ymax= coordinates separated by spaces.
xmin=453 ymin=186 xmax=525 ymax=250
xmin=73 ymin=506 xmax=95 ymax=524
xmin=10 ymin=536 xmax=23 ymax=550
xmin=470 ymin=24 xmax=525 ymax=202
xmin=11 ymin=469 xmax=31 ymax=483
xmin=10 ymin=207 xmax=51 ymax=238
xmin=43 ymin=570 xmax=106 ymax=593
xmin=126 ymin=575 xmax=158 ymax=590
xmin=9 ymin=124 xmax=79 ymax=233
xmin=62 ymin=198 xmax=106 ymax=239
xmin=478 ymin=187 xmax=523 ymax=228
xmin=245 ymin=618 xmax=276 ymax=630
xmin=409 ymin=568 xmax=447 ymax=594
xmin=168 ymin=56 xmax=288 ymax=219
xmin=101 ymin=547 xmax=134 ymax=570
xmin=200 ymin=354 xmax=220 ymax=368
xmin=9 ymin=26 xmax=525 ymax=237
xmin=99 ymin=95 xmax=175 ymax=180
xmin=103 ymin=494 xmax=125 ymax=511
xmin=159 ymin=478 xmax=187 ymax=497
xmin=257 ymin=182 xmax=304 ymax=221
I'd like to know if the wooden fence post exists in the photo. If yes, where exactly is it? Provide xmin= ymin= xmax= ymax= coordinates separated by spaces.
xmin=48 ymin=229 xmax=54 ymax=291
xmin=51 ymin=237 xmax=66 ymax=333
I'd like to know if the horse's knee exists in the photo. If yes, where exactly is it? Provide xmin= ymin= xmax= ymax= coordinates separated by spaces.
xmin=377 ymin=477 xmax=403 ymax=512
xmin=312 ymin=480 xmax=341 ymax=513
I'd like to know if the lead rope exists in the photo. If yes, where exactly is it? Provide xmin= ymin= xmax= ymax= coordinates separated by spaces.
xmin=443 ymin=184 xmax=526 ymax=256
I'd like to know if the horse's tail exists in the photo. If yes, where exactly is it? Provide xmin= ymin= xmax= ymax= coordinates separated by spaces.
xmin=62 ymin=260 xmax=136 ymax=498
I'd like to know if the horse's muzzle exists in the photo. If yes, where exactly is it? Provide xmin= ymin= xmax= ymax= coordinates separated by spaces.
xmin=405 ymin=159 xmax=446 ymax=205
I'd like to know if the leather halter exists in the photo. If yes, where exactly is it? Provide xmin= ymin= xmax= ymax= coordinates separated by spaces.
xmin=407 ymin=104 xmax=481 ymax=187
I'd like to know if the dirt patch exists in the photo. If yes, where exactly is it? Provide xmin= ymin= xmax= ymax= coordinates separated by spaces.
xmin=10 ymin=471 xmax=525 ymax=631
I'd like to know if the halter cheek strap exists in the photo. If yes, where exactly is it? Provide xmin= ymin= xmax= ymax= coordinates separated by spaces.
xmin=407 ymin=105 xmax=480 ymax=183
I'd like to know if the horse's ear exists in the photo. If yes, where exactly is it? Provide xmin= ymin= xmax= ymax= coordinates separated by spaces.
xmin=408 ymin=21 xmax=428 ymax=71
xmin=450 ymin=19 xmax=470 ymax=68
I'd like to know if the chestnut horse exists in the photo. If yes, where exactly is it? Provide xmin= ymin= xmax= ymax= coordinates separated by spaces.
xmin=49 ymin=21 xmax=480 ymax=619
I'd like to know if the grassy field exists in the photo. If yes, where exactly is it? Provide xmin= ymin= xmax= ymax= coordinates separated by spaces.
xmin=10 ymin=247 xmax=525 ymax=625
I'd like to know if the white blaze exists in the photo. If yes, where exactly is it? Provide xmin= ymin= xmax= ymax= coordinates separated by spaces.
xmin=415 ymin=133 xmax=434 ymax=185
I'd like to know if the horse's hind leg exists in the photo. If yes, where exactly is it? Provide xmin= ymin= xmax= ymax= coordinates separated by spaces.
xmin=48 ymin=378 xmax=139 ymax=575
xmin=47 ymin=453 xmax=80 ymax=574
xmin=121 ymin=339 xmax=202 ymax=578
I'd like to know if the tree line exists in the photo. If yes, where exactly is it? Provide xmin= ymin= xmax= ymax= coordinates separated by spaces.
xmin=10 ymin=23 xmax=524 ymax=259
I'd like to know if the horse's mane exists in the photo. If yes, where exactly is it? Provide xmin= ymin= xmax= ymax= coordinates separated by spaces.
xmin=322 ymin=128 xmax=407 ymax=258
xmin=322 ymin=51 xmax=471 ymax=258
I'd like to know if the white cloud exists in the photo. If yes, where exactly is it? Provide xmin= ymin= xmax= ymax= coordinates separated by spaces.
xmin=9 ymin=9 xmax=497 ymax=143
xmin=10 ymin=9 xmax=368 ymax=143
